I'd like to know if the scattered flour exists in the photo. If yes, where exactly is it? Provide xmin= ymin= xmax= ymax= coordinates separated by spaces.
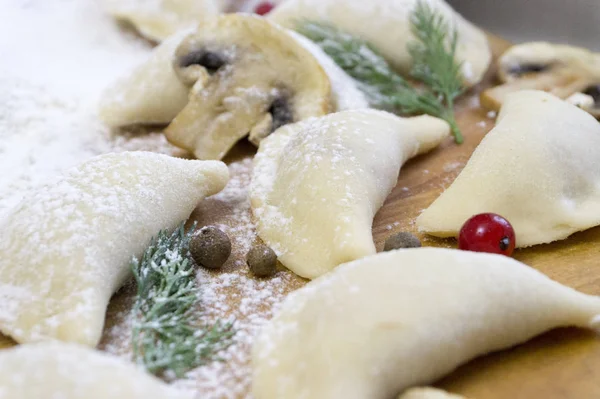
xmin=0 ymin=0 xmax=158 ymax=219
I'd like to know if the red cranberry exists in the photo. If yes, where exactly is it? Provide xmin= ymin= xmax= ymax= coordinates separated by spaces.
xmin=459 ymin=213 xmax=516 ymax=256
xmin=254 ymin=1 xmax=275 ymax=15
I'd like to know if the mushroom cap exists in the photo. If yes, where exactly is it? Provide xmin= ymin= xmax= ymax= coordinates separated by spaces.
xmin=165 ymin=14 xmax=332 ymax=160
xmin=268 ymin=0 xmax=492 ymax=87
xmin=482 ymin=42 xmax=600 ymax=117
xmin=497 ymin=42 xmax=600 ymax=83
xmin=105 ymin=0 xmax=223 ymax=42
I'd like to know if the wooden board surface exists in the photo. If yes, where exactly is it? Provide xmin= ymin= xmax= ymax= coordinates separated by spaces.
xmin=3 ymin=34 xmax=600 ymax=398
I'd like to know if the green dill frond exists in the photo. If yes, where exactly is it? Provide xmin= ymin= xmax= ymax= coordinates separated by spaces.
xmin=131 ymin=222 xmax=235 ymax=378
xmin=295 ymin=0 xmax=465 ymax=143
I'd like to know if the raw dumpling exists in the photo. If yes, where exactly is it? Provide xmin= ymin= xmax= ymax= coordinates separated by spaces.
xmin=252 ymin=247 xmax=600 ymax=399
xmin=417 ymin=90 xmax=600 ymax=247
xmin=250 ymin=109 xmax=449 ymax=279
xmin=105 ymin=0 xmax=224 ymax=42
xmin=0 ymin=342 xmax=193 ymax=399
xmin=98 ymin=29 xmax=191 ymax=127
xmin=399 ymin=388 xmax=466 ymax=399
xmin=268 ymin=0 xmax=491 ymax=86
xmin=0 ymin=152 xmax=228 ymax=346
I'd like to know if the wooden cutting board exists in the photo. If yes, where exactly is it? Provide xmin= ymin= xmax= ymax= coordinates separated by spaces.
xmin=2 ymin=34 xmax=600 ymax=398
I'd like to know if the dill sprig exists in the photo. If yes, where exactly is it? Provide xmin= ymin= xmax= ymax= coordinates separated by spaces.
xmin=409 ymin=0 xmax=464 ymax=141
xmin=131 ymin=222 xmax=235 ymax=379
xmin=296 ymin=0 xmax=465 ymax=143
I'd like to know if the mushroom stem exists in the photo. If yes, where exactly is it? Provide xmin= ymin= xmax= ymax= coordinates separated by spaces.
xmin=481 ymin=71 xmax=582 ymax=112
xmin=166 ymin=77 xmax=275 ymax=160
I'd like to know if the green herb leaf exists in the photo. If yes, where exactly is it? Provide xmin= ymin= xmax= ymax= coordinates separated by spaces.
xmin=131 ymin=222 xmax=235 ymax=378
xmin=409 ymin=0 xmax=464 ymax=142
xmin=296 ymin=0 xmax=465 ymax=143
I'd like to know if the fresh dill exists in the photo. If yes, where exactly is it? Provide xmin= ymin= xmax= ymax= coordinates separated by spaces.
xmin=296 ymin=0 xmax=465 ymax=143
xmin=130 ymin=222 xmax=235 ymax=378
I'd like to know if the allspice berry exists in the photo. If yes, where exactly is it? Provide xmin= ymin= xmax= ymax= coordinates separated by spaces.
xmin=190 ymin=226 xmax=231 ymax=269
xmin=247 ymin=244 xmax=277 ymax=278
xmin=383 ymin=231 xmax=422 ymax=251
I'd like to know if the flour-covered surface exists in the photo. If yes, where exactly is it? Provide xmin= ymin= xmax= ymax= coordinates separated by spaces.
xmin=250 ymin=110 xmax=449 ymax=280
xmin=0 ymin=0 xmax=159 ymax=218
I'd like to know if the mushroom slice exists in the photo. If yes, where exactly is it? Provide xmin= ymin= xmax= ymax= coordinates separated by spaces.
xmin=99 ymin=29 xmax=191 ymax=127
xmin=104 ymin=0 xmax=223 ymax=42
xmin=268 ymin=0 xmax=492 ymax=87
xmin=481 ymin=42 xmax=600 ymax=117
xmin=165 ymin=14 xmax=332 ymax=160
xmin=0 ymin=342 xmax=193 ymax=399
xmin=418 ymin=90 xmax=600 ymax=247
xmin=250 ymin=109 xmax=449 ymax=279
xmin=252 ymin=247 xmax=600 ymax=399
xmin=0 ymin=152 xmax=228 ymax=346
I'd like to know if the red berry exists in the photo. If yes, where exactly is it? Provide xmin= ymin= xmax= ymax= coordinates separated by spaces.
xmin=254 ymin=1 xmax=275 ymax=15
xmin=458 ymin=213 xmax=515 ymax=256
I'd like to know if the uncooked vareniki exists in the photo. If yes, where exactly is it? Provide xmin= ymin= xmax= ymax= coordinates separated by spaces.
xmin=0 ymin=342 xmax=193 ymax=399
xmin=99 ymin=29 xmax=191 ymax=127
xmin=252 ymin=247 xmax=600 ymax=399
xmin=105 ymin=0 xmax=223 ymax=42
xmin=0 ymin=152 xmax=229 ymax=346
xmin=399 ymin=388 xmax=467 ymax=399
xmin=250 ymin=109 xmax=449 ymax=279
xmin=417 ymin=90 xmax=600 ymax=247
xmin=268 ymin=0 xmax=491 ymax=86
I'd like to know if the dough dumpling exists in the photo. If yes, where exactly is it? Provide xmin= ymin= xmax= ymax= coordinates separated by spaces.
xmin=0 ymin=342 xmax=193 ymax=399
xmin=417 ymin=90 xmax=600 ymax=247
xmin=399 ymin=388 xmax=466 ymax=399
xmin=0 ymin=152 xmax=228 ymax=346
xmin=105 ymin=0 xmax=223 ymax=42
xmin=250 ymin=109 xmax=449 ymax=279
xmin=99 ymin=29 xmax=191 ymax=127
xmin=252 ymin=247 xmax=600 ymax=399
xmin=269 ymin=0 xmax=491 ymax=86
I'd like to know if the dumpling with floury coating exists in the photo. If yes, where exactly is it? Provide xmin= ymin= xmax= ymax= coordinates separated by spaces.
xmin=0 ymin=151 xmax=228 ymax=346
xmin=250 ymin=109 xmax=449 ymax=279
xmin=253 ymin=247 xmax=600 ymax=399
xmin=417 ymin=90 xmax=600 ymax=247
xmin=104 ymin=0 xmax=225 ymax=42
xmin=98 ymin=29 xmax=191 ymax=128
xmin=0 ymin=342 xmax=194 ymax=399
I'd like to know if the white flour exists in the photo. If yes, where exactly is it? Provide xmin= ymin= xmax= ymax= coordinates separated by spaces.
xmin=0 ymin=0 xmax=153 ymax=218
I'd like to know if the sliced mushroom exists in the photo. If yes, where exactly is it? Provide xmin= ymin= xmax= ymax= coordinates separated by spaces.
xmin=481 ymin=42 xmax=600 ymax=118
xmin=165 ymin=14 xmax=332 ymax=160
